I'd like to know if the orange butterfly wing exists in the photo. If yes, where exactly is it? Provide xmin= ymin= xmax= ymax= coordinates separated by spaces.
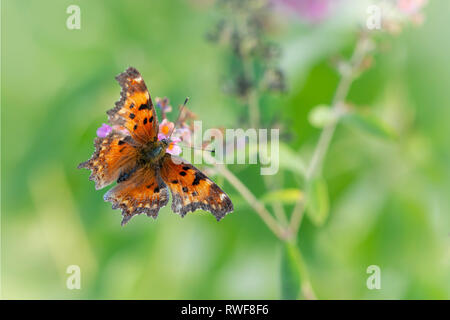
xmin=160 ymin=154 xmax=234 ymax=220
xmin=78 ymin=129 xmax=138 ymax=190
xmin=108 ymin=67 xmax=159 ymax=145
xmin=103 ymin=165 xmax=169 ymax=225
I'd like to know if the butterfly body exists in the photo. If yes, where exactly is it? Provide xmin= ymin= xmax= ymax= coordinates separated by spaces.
xmin=139 ymin=138 xmax=169 ymax=164
xmin=78 ymin=67 xmax=233 ymax=225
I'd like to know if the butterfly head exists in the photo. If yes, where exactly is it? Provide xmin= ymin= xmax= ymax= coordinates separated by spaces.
xmin=160 ymin=138 xmax=170 ymax=149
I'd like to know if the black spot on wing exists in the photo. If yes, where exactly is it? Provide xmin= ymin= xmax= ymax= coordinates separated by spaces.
xmin=139 ymin=103 xmax=149 ymax=110
xmin=192 ymin=171 xmax=206 ymax=186
xmin=117 ymin=166 xmax=138 ymax=183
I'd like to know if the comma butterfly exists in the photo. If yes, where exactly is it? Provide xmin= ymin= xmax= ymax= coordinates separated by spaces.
xmin=78 ymin=67 xmax=233 ymax=225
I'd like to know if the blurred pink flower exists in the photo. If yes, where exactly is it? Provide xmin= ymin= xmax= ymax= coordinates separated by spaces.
xmin=155 ymin=96 xmax=172 ymax=114
xmin=174 ymin=126 xmax=192 ymax=145
xmin=157 ymin=119 xmax=182 ymax=155
xmin=165 ymin=136 xmax=182 ymax=156
xmin=383 ymin=0 xmax=428 ymax=32
xmin=158 ymin=119 xmax=174 ymax=139
xmin=96 ymin=123 xmax=112 ymax=138
xmin=397 ymin=0 xmax=427 ymax=25
xmin=273 ymin=0 xmax=337 ymax=23
xmin=397 ymin=0 xmax=427 ymax=15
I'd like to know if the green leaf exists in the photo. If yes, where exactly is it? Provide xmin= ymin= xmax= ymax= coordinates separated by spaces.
xmin=308 ymin=104 xmax=335 ymax=128
xmin=306 ymin=177 xmax=329 ymax=226
xmin=343 ymin=112 xmax=396 ymax=140
xmin=262 ymin=189 xmax=304 ymax=205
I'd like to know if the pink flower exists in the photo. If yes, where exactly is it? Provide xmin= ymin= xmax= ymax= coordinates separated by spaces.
xmin=96 ymin=123 xmax=112 ymax=138
xmin=165 ymin=136 xmax=182 ymax=156
xmin=157 ymin=120 xmax=182 ymax=156
xmin=383 ymin=0 xmax=428 ymax=32
xmin=174 ymin=126 xmax=192 ymax=145
xmin=273 ymin=0 xmax=337 ymax=23
xmin=155 ymin=97 xmax=172 ymax=114
xmin=397 ymin=0 xmax=427 ymax=15
xmin=158 ymin=119 xmax=174 ymax=139
xmin=397 ymin=0 xmax=427 ymax=25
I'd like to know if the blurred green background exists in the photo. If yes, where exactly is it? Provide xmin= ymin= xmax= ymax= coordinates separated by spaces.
xmin=2 ymin=0 xmax=449 ymax=299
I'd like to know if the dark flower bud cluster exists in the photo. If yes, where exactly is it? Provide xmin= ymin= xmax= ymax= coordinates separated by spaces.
xmin=207 ymin=0 xmax=286 ymax=100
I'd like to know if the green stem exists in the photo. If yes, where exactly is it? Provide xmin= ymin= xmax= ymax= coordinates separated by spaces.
xmin=202 ymin=152 xmax=286 ymax=240
xmin=289 ymin=34 xmax=372 ymax=238
xmin=286 ymin=241 xmax=317 ymax=300
xmin=244 ymin=59 xmax=260 ymax=128
xmin=263 ymin=175 xmax=289 ymax=227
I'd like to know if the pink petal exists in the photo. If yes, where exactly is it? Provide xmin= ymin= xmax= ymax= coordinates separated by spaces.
xmin=166 ymin=144 xmax=182 ymax=156
xmin=175 ymin=127 xmax=192 ymax=144
xmin=397 ymin=0 xmax=427 ymax=14
xmin=96 ymin=123 xmax=112 ymax=138
xmin=159 ymin=119 xmax=174 ymax=138
xmin=273 ymin=0 xmax=336 ymax=23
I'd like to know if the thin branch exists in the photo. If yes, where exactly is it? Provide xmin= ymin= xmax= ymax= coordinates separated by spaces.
xmin=263 ymin=175 xmax=289 ymax=227
xmin=289 ymin=34 xmax=372 ymax=238
xmin=272 ymin=201 xmax=289 ymax=227
xmin=202 ymin=153 xmax=287 ymax=240
xmin=243 ymin=59 xmax=261 ymax=128
xmin=248 ymin=87 xmax=260 ymax=129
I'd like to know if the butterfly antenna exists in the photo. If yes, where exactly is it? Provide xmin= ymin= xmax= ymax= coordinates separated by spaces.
xmin=167 ymin=97 xmax=213 ymax=154
xmin=181 ymin=144 xmax=215 ymax=154
xmin=169 ymin=97 xmax=189 ymax=138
